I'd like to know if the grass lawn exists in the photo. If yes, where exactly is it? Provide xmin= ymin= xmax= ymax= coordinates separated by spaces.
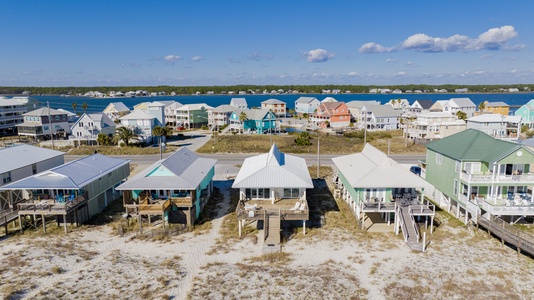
xmin=197 ymin=129 xmax=426 ymax=154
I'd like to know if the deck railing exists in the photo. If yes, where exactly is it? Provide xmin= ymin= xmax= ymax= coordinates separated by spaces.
xmin=17 ymin=193 xmax=87 ymax=214
xmin=460 ymin=172 xmax=534 ymax=183
xmin=477 ymin=215 xmax=534 ymax=256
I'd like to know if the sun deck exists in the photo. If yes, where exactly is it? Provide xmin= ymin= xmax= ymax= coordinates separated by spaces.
xmin=236 ymin=198 xmax=309 ymax=221
xmin=17 ymin=194 xmax=88 ymax=216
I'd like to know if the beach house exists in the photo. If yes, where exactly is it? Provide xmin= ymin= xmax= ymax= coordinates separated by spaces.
xmin=0 ymin=96 xmax=41 ymax=135
xmin=174 ymin=103 xmax=213 ymax=129
xmin=514 ymin=99 xmax=534 ymax=128
xmin=443 ymin=98 xmax=477 ymax=118
xmin=332 ymin=144 xmax=434 ymax=251
xmin=232 ymin=144 xmax=313 ymax=253
xmin=404 ymin=112 xmax=466 ymax=140
xmin=116 ymin=148 xmax=216 ymax=228
xmin=207 ymin=105 xmax=235 ymax=131
xmin=70 ymin=113 xmax=116 ymax=143
xmin=310 ymin=102 xmax=351 ymax=128
xmin=229 ymin=109 xmax=277 ymax=134
xmin=425 ymin=129 xmax=534 ymax=224
xmin=360 ymin=105 xmax=400 ymax=131
xmin=103 ymin=102 xmax=130 ymax=121
xmin=294 ymin=97 xmax=320 ymax=115
xmin=261 ymin=99 xmax=287 ymax=118
xmin=0 ymin=154 xmax=130 ymax=232
xmin=466 ymin=114 xmax=520 ymax=140
xmin=229 ymin=98 xmax=248 ymax=110
xmin=16 ymin=107 xmax=71 ymax=140
xmin=345 ymin=100 xmax=380 ymax=123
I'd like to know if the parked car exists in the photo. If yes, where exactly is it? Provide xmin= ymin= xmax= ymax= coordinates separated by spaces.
xmin=410 ymin=166 xmax=422 ymax=176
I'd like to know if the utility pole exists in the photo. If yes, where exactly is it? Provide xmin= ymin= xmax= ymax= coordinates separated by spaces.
xmin=363 ymin=108 xmax=367 ymax=145
xmin=47 ymin=101 xmax=55 ymax=150
xmin=388 ymin=139 xmax=390 ymax=157
xmin=269 ymin=111 xmax=273 ymax=146
xmin=316 ymin=131 xmax=320 ymax=178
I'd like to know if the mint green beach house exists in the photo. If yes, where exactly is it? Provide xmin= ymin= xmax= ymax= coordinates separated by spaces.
xmin=229 ymin=109 xmax=277 ymax=134
xmin=116 ymin=148 xmax=216 ymax=228
xmin=425 ymin=129 xmax=534 ymax=224
xmin=514 ymin=99 xmax=534 ymax=128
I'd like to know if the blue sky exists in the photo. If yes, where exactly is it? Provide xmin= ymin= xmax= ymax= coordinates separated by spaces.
xmin=1 ymin=0 xmax=533 ymax=86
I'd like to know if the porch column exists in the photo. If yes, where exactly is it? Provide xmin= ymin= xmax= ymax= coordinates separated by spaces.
xmin=271 ymin=190 xmax=275 ymax=205
xmin=430 ymin=216 xmax=434 ymax=234
xmin=303 ymin=220 xmax=306 ymax=235
xmin=238 ymin=220 xmax=242 ymax=237
xmin=63 ymin=215 xmax=67 ymax=233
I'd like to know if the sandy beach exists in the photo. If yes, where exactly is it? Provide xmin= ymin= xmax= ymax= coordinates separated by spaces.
xmin=1 ymin=171 xmax=533 ymax=300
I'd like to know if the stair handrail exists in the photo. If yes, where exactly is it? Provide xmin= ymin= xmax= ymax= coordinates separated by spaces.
xmin=408 ymin=205 xmax=421 ymax=243
xmin=396 ymin=206 xmax=409 ymax=242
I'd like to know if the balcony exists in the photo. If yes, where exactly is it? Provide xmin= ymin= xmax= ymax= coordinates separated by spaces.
xmin=460 ymin=172 xmax=534 ymax=184
xmin=461 ymin=194 xmax=534 ymax=216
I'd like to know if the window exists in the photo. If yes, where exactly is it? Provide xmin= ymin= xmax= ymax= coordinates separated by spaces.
xmin=455 ymin=161 xmax=461 ymax=173
xmin=245 ymin=188 xmax=270 ymax=199
xmin=32 ymin=163 xmax=37 ymax=174
xmin=55 ymin=115 xmax=60 ymax=120
xmin=283 ymin=188 xmax=299 ymax=198
xmin=1 ymin=172 xmax=11 ymax=184
xmin=453 ymin=180 xmax=458 ymax=196
xmin=436 ymin=153 xmax=442 ymax=165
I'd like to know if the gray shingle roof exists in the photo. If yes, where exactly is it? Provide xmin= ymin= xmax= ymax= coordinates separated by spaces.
xmin=116 ymin=148 xmax=216 ymax=190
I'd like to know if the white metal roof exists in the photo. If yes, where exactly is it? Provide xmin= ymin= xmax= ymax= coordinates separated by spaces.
xmin=0 ymin=154 xmax=130 ymax=190
xmin=119 ymin=110 xmax=155 ymax=120
xmin=116 ymin=148 xmax=216 ymax=190
xmin=232 ymin=144 xmax=313 ymax=189
xmin=0 ymin=144 xmax=65 ymax=174
xmin=467 ymin=114 xmax=521 ymax=123
xmin=332 ymin=144 xmax=430 ymax=188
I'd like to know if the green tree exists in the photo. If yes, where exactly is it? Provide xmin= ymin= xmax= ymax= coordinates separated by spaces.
xmin=71 ymin=102 xmax=78 ymax=115
xmin=81 ymin=102 xmax=89 ymax=114
xmin=456 ymin=111 xmax=467 ymax=121
xmin=478 ymin=101 xmax=486 ymax=113
xmin=239 ymin=111 xmax=248 ymax=133
xmin=113 ymin=126 xmax=140 ymax=147
xmin=152 ymin=126 xmax=166 ymax=159
xmin=97 ymin=133 xmax=111 ymax=146
xmin=294 ymin=131 xmax=312 ymax=146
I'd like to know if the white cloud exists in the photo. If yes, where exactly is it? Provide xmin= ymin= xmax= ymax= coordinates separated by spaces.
xmin=511 ymin=69 xmax=517 ymax=73
xmin=361 ymin=25 xmax=523 ymax=54
xmin=386 ymin=59 xmax=396 ymax=63
xmin=394 ymin=71 xmax=407 ymax=77
xmin=304 ymin=49 xmax=335 ymax=62
xmin=347 ymin=72 xmax=359 ymax=77
xmin=164 ymin=55 xmax=182 ymax=64
xmin=359 ymin=42 xmax=394 ymax=53
xmin=191 ymin=56 xmax=203 ymax=62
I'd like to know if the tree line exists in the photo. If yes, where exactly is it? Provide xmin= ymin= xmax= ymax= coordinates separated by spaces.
xmin=0 ymin=84 xmax=533 ymax=96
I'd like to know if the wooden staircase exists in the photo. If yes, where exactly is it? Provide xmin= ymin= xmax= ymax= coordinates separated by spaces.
xmin=262 ymin=214 xmax=281 ymax=254
xmin=399 ymin=207 xmax=424 ymax=251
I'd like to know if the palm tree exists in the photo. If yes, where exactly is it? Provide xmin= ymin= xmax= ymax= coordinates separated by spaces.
xmin=81 ymin=102 xmax=89 ymax=114
xmin=113 ymin=126 xmax=140 ymax=147
xmin=239 ymin=111 xmax=248 ymax=134
xmin=478 ymin=101 xmax=487 ymax=114
xmin=71 ymin=102 xmax=78 ymax=115
xmin=456 ymin=111 xmax=467 ymax=121
xmin=152 ymin=126 xmax=166 ymax=159
xmin=97 ymin=133 xmax=111 ymax=146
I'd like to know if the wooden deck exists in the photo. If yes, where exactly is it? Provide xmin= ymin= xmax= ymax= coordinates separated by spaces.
xmin=236 ymin=198 xmax=309 ymax=221
xmin=0 ymin=210 xmax=18 ymax=227
xmin=477 ymin=215 xmax=534 ymax=257
xmin=125 ymin=198 xmax=172 ymax=215
xmin=17 ymin=194 xmax=88 ymax=216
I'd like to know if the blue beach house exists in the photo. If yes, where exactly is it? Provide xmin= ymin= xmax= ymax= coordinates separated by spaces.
xmin=229 ymin=109 xmax=277 ymax=134
xmin=116 ymin=148 xmax=216 ymax=228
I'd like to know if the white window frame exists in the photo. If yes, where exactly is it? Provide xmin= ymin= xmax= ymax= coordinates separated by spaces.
xmin=436 ymin=153 xmax=442 ymax=165
xmin=455 ymin=161 xmax=461 ymax=173
xmin=453 ymin=179 xmax=458 ymax=196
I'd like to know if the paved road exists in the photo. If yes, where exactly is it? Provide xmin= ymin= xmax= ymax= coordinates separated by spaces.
xmin=65 ymin=152 xmax=425 ymax=166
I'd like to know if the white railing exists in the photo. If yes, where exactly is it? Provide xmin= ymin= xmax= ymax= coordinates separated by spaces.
xmin=396 ymin=206 xmax=409 ymax=242
xmin=409 ymin=210 xmax=420 ymax=242
xmin=480 ymin=201 xmax=534 ymax=216
xmin=460 ymin=172 xmax=534 ymax=183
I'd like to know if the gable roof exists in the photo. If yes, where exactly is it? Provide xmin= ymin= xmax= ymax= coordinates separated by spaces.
xmin=230 ymin=98 xmax=247 ymax=106
xmin=235 ymin=109 xmax=274 ymax=120
xmin=345 ymin=100 xmax=380 ymax=108
xmin=426 ymin=129 xmax=523 ymax=162
xmin=115 ymin=148 xmax=216 ymax=190
xmin=119 ymin=110 xmax=155 ymax=120
xmin=332 ymin=144 xmax=430 ymax=188
xmin=413 ymin=100 xmax=434 ymax=109
xmin=448 ymin=98 xmax=475 ymax=108
xmin=232 ymin=144 xmax=313 ymax=188
xmin=364 ymin=105 xmax=401 ymax=117
xmin=210 ymin=104 xmax=236 ymax=113
xmin=23 ymin=107 xmax=65 ymax=116
xmin=1 ymin=154 xmax=129 ymax=190
xmin=0 ymin=145 xmax=64 ymax=174
xmin=295 ymin=97 xmax=319 ymax=104
xmin=105 ymin=102 xmax=130 ymax=112
xmin=261 ymin=99 xmax=285 ymax=105
xmin=176 ymin=103 xmax=213 ymax=111
xmin=467 ymin=114 xmax=521 ymax=123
